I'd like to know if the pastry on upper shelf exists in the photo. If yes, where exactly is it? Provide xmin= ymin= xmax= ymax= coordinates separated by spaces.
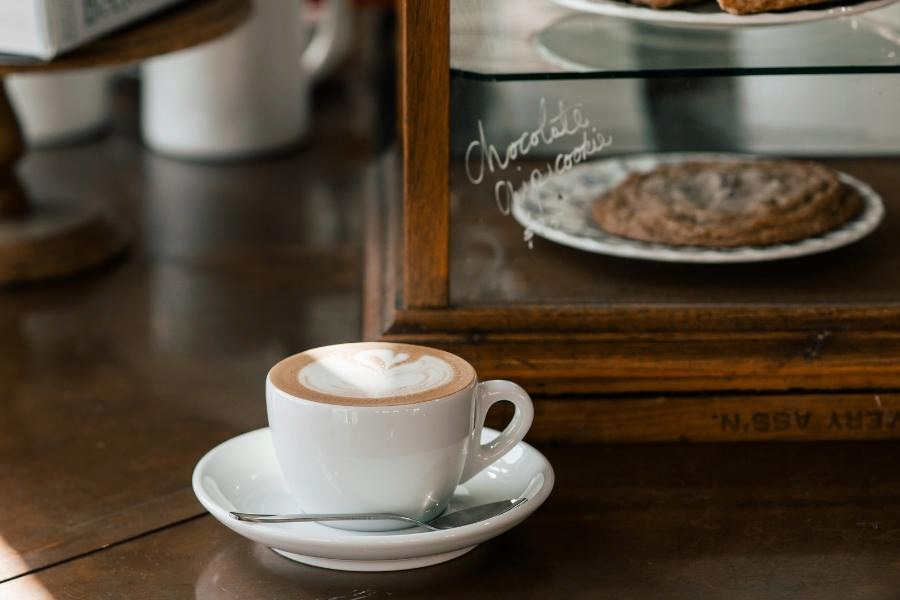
xmin=716 ymin=0 xmax=834 ymax=13
xmin=591 ymin=159 xmax=864 ymax=248
xmin=629 ymin=0 xmax=704 ymax=9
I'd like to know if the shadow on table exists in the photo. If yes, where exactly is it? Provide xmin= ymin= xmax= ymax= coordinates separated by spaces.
xmin=194 ymin=537 xmax=501 ymax=600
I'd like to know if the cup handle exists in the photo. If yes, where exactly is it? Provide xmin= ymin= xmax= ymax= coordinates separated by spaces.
xmin=460 ymin=380 xmax=534 ymax=483
xmin=301 ymin=0 xmax=353 ymax=82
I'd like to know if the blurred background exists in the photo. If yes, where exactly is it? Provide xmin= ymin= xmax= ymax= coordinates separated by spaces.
xmin=5 ymin=0 xmax=394 ymax=155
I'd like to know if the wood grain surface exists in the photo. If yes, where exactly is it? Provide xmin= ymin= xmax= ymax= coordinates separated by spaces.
xmin=0 ymin=89 xmax=25 ymax=218
xmin=0 ymin=0 xmax=251 ymax=75
xmin=399 ymin=0 xmax=450 ymax=308
xmin=484 ymin=392 xmax=900 ymax=443
xmin=5 ymin=441 xmax=900 ymax=598
xmin=0 ymin=74 xmax=370 ymax=580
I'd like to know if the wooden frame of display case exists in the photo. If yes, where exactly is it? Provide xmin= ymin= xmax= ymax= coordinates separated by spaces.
xmin=364 ymin=0 xmax=900 ymax=442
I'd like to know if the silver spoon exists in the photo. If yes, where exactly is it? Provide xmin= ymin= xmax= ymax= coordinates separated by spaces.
xmin=229 ymin=497 xmax=527 ymax=531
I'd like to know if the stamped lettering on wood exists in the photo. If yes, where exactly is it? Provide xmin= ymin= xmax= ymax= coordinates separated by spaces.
xmin=712 ymin=409 xmax=900 ymax=436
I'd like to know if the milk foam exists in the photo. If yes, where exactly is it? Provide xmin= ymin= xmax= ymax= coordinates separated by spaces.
xmin=297 ymin=348 xmax=456 ymax=399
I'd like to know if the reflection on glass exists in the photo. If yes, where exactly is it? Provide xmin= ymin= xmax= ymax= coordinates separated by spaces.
xmin=452 ymin=0 xmax=900 ymax=77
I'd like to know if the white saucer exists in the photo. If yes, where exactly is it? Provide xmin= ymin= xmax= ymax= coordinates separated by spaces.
xmin=192 ymin=428 xmax=555 ymax=572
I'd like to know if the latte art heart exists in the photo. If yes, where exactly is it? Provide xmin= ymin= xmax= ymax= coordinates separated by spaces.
xmin=298 ymin=349 xmax=457 ymax=399
xmin=270 ymin=342 xmax=476 ymax=406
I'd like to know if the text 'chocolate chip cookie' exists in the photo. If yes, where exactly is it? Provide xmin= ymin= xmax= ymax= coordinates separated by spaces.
xmin=592 ymin=160 xmax=864 ymax=248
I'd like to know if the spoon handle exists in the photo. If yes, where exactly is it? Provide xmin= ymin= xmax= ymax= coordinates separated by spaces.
xmin=229 ymin=511 xmax=433 ymax=529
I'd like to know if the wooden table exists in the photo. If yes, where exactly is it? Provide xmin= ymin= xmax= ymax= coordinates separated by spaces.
xmin=1 ymin=13 xmax=900 ymax=600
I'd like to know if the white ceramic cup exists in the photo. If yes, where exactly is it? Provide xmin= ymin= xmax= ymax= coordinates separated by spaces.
xmin=140 ymin=0 xmax=351 ymax=160
xmin=265 ymin=342 xmax=534 ymax=531
xmin=5 ymin=68 xmax=113 ymax=148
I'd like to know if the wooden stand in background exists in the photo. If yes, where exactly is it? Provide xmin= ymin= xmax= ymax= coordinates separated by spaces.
xmin=0 ymin=0 xmax=250 ymax=285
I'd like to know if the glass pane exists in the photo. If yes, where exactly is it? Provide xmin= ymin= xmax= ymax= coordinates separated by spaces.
xmin=452 ymin=0 xmax=900 ymax=78
xmin=449 ymin=2 xmax=900 ymax=307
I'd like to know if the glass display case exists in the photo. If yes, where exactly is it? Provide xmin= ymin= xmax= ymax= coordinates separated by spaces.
xmin=365 ymin=0 xmax=900 ymax=442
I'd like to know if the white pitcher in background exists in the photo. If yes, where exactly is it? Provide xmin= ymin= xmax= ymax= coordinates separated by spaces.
xmin=140 ymin=0 xmax=351 ymax=160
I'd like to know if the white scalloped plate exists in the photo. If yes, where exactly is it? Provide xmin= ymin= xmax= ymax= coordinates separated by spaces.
xmin=548 ymin=0 xmax=899 ymax=28
xmin=511 ymin=153 xmax=884 ymax=264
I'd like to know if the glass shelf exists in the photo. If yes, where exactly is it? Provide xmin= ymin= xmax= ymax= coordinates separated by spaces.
xmin=451 ymin=0 xmax=900 ymax=79
xmin=449 ymin=157 xmax=900 ymax=306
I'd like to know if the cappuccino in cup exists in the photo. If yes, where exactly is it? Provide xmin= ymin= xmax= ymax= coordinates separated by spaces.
xmin=266 ymin=342 xmax=534 ymax=531
xmin=269 ymin=342 xmax=475 ymax=406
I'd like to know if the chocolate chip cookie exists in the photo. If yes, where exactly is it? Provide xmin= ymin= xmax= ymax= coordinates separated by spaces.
xmin=592 ymin=159 xmax=863 ymax=248
xmin=716 ymin=0 xmax=833 ymax=14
